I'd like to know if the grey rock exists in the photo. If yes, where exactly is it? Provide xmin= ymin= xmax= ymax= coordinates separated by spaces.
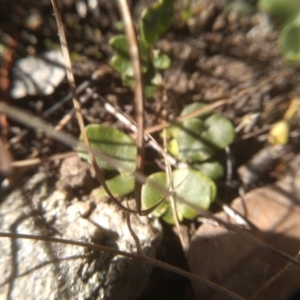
xmin=10 ymin=50 xmax=66 ymax=99
xmin=0 ymin=169 xmax=162 ymax=300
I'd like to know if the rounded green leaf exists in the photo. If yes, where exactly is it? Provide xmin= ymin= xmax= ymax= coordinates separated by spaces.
xmin=150 ymin=71 xmax=162 ymax=86
xmin=169 ymin=103 xmax=234 ymax=161
xmin=173 ymin=169 xmax=216 ymax=219
xmin=122 ymin=74 xmax=135 ymax=89
xmin=165 ymin=124 xmax=181 ymax=139
xmin=181 ymin=102 xmax=213 ymax=119
xmin=109 ymin=35 xmax=150 ymax=76
xmin=78 ymin=124 xmax=137 ymax=173
xmin=152 ymin=50 xmax=171 ymax=70
xmin=144 ymin=69 xmax=162 ymax=98
xmin=142 ymin=169 xmax=216 ymax=224
xmin=167 ymin=138 xmax=179 ymax=156
xmin=109 ymin=35 xmax=130 ymax=57
xmin=122 ymin=68 xmax=160 ymax=98
xmin=141 ymin=172 xmax=170 ymax=218
xmin=201 ymin=114 xmax=235 ymax=149
xmin=177 ymin=118 xmax=216 ymax=162
xmin=192 ymin=161 xmax=224 ymax=180
xmin=162 ymin=205 xmax=183 ymax=224
xmin=279 ymin=15 xmax=300 ymax=62
xmin=144 ymin=84 xmax=158 ymax=98
xmin=111 ymin=55 xmax=134 ymax=77
xmin=141 ymin=0 xmax=174 ymax=45
xmin=109 ymin=35 xmax=150 ymax=66
xmin=258 ymin=0 xmax=300 ymax=24
xmin=97 ymin=174 xmax=135 ymax=197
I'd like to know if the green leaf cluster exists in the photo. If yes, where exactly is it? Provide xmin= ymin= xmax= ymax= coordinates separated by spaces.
xmin=167 ymin=102 xmax=235 ymax=180
xmin=109 ymin=0 xmax=173 ymax=97
xmin=78 ymin=124 xmax=137 ymax=198
xmin=142 ymin=169 xmax=216 ymax=224
xmin=78 ymin=124 xmax=137 ymax=173
xmin=142 ymin=102 xmax=235 ymax=224
xmin=77 ymin=103 xmax=234 ymax=224
xmin=140 ymin=0 xmax=174 ymax=45
xmin=258 ymin=0 xmax=300 ymax=62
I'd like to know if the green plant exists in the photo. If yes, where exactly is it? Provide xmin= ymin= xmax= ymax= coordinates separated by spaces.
xmin=258 ymin=0 xmax=300 ymax=62
xmin=167 ymin=102 xmax=235 ymax=176
xmin=78 ymin=102 xmax=235 ymax=224
xmin=141 ymin=102 xmax=235 ymax=224
xmin=109 ymin=0 xmax=173 ymax=98
xmin=142 ymin=169 xmax=216 ymax=224
xmin=78 ymin=124 xmax=136 ymax=197
xmin=77 ymin=0 xmax=236 ymax=225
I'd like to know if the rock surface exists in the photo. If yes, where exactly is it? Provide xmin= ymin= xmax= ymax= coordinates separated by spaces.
xmin=0 ymin=157 xmax=162 ymax=300
xmin=10 ymin=50 xmax=66 ymax=99
xmin=187 ymin=155 xmax=300 ymax=300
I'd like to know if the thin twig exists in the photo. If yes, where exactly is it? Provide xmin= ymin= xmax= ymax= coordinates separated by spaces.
xmin=0 ymin=33 xmax=18 ymax=142
xmin=0 ymin=231 xmax=246 ymax=300
xmin=216 ymin=199 xmax=251 ymax=229
xmin=117 ymin=0 xmax=145 ymax=215
xmin=250 ymin=251 xmax=300 ymax=300
xmin=11 ymin=152 xmax=76 ymax=168
xmin=225 ymin=146 xmax=232 ymax=184
xmin=146 ymin=99 xmax=228 ymax=134
xmin=100 ymin=95 xmax=174 ymax=214
xmin=54 ymin=86 xmax=96 ymax=132
xmin=163 ymin=131 xmax=187 ymax=250
xmin=42 ymin=79 xmax=92 ymax=117
xmin=235 ymin=125 xmax=272 ymax=141
xmin=161 ymin=90 xmax=187 ymax=251
xmin=125 ymin=199 xmax=144 ymax=256
xmin=51 ymin=0 xmax=84 ymax=132
xmin=51 ymin=0 xmax=138 ymax=214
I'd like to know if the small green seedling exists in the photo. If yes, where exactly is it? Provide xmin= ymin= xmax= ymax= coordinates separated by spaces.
xmin=109 ymin=0 xmax=173 ymax=97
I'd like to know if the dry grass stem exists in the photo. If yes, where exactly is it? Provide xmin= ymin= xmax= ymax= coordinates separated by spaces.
xmin=117 ymin=0 xmax=145 ymax=214
xmin=51 ymin=0 xmax=145 ymax=214
xmin=0 ymin=232 xmax=246 ymax=300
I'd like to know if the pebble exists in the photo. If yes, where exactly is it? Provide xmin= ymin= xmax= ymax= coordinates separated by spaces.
xmin=10 ymin=50 xmax=66 ymax=99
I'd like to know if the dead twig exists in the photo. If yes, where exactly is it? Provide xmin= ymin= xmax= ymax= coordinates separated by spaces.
xmin=161 ymin=90 xmax=188 ymax=251
xmin=250 ymin=251 xmax=300 ymax=300
xmin=117 ymin=0 xmax=145 ymax=215
xmin=51 ymin=0 xmax=139 ymax=214
xmin=0 ymin=231 xmax=246 ymax=300
xmin=0 ymin=32 xmax=18 ymax=142
xmin=10 ymin=152 xmax=75 ymax=168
